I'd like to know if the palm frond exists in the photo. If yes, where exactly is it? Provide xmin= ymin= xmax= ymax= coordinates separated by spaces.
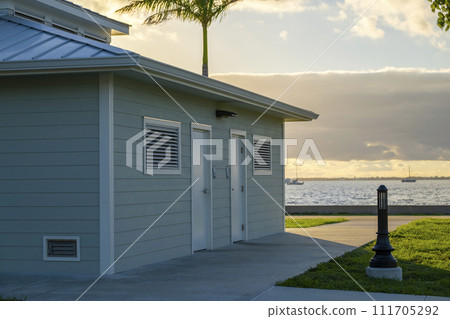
xmin=209 ymin=0 xmax=241 ymax=25
xmin=116 ymin=0 xmax=243 ymax=77
xmin=144 ymin=9 xmax=184 ymax=24
xmin=117 ymin=0 xmax=200 ymax=24
xmin=117 ymin=0 xmax=240 ymax=25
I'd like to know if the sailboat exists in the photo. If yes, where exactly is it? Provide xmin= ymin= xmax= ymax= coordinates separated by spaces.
xmin=401 ymin=165 xmax=416 ymax=183
xmin=287 ymin=165 xmax=304 ymax=185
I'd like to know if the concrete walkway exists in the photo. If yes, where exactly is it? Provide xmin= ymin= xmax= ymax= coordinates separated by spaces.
xmin=287 ymin=215 xmax=428 ymax=246
xmin=0 ymin=216 xmax=446 ymax=301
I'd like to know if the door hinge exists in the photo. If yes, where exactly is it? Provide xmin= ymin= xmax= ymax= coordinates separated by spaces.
xmin=241 ymin=147 xmax=244 ymax=154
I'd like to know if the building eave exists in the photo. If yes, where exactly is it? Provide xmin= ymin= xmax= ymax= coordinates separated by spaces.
xmin=135 ymin=57 xmax=319 ymax=122
xmin=0 ymin=56 xmax=319 ymax=121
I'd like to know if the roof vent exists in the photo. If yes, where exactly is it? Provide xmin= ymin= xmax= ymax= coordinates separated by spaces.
xmin=43 ymin=236 xmax=80 ymax=261
xmin=15 ymin=10 xmax=45 ymax=24
xmin=0 ymin=0 xmax=129 ymax=43
xmin=52 ymin=22 xmax=78 ymax=36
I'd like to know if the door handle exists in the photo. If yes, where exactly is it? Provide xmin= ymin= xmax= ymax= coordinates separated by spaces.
xmin=203 ymin=188 xmax=208 ymax=194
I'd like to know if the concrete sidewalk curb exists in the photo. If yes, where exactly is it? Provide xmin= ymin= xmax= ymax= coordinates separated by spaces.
xmin=254 ymin=286 xmax=450 ymax=301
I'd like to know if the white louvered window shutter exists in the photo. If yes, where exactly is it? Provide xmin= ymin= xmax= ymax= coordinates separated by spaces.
xmin=253 ymin=135 xmax=272 ymax=175
xmin=144 ymin=118 xmax=181 ymax=174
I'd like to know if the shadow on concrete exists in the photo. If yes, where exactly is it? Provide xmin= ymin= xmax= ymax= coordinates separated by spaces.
xmin=0 ymin=232 xmax=358 ymax=301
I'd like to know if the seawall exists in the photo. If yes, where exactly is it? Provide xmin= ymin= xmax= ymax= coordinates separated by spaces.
xmin=285 ymin=205 xmax=450 ymax=215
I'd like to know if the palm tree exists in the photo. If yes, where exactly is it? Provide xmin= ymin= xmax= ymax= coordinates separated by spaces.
xmin=117 ymin=0 xmax=240 ymax=77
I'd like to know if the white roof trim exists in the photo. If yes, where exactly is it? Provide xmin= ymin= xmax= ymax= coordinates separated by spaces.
xmin=35 ymin=0 xmax=129 ymax=35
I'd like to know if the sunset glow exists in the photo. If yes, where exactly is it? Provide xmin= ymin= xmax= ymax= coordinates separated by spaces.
xmin=74 ymin=0 xmax=450 ymax=178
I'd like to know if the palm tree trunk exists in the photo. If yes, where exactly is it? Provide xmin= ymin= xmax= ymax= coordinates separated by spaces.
xmin=202 ymin=24 xmax=208 ymax=77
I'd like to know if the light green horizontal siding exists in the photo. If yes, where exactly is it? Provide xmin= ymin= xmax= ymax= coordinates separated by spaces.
xmin=115 ymin=212 xmax=191 ymax=233
xmin=246 ymin=119 xmax=284 ymax=241
xmin=115 ymin=201 xmax=188 ymax=218
xmin=0 ymin=139 xmax=99 ymax=153
xmin=0 ymin=125 xmax=98 ymax=140
xmin=0 ymin=98 xmax=98 ymax=113
xmin=0 ymin=233 xmax=98 ymax=247
xmin=0 ymin=74 xmax=100 ymax=274
xmin=115 ymin=244 xmax=192 ymax=272
xmin=113 ymin=76 xmax=193 ymax=273
xmin=115 ymin=223 xmax=191 ymax=247
xmin=0 ymin=153 xmax=98 ymax=167
xmin=0 ymin=207 xmax=99 ymax=219
xmin=0 ymin=111 xmax=99 ymax=126
xmin=0 ymin=193 xmax=98 ymax=206
xmin=113 ymin=75 xmax=285 ymax=272
xmin=0 ymin=166 xmax=98 ymax=180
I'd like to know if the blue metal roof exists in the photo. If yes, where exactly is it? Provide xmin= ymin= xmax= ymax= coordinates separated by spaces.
xmin=0 ymin=15 xmax=134 ymax=62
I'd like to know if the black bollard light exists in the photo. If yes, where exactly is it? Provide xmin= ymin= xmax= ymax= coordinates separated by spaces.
xmin=369 ymin=185 xmax=398 ymax=268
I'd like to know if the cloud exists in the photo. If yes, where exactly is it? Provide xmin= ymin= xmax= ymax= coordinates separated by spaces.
xmin=327 ymin=9 xmax=347 ymax=22
xmin=75 ymin=0 xmax=328 ymax=17
xmin=232 ymin=0 xmax=329 ymax=14
xmin=285 ymin=160 xmax=450 ymax=178
xmin=350 ymin=16 xmax=384 ymax=39
xmin=212 ymin=68 xmax=450 ymax=162
xmin=73 ymin=0 xmax=180 ymax=42
xmin=279 ymin=30 xmax=288 ymax=40
xmin=74 ymin=0 xmax=131 ymax=21
xmin=330 ymin=0 xmax=450 ymax=49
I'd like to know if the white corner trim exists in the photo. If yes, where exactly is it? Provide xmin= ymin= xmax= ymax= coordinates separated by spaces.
xmin=99 ymin=72 xmax=115 ymax=274
xmin=43 ymin=236 xmax=80 ymax=262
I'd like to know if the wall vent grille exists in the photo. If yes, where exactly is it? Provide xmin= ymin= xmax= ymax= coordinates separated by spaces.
xmin=47 ymin=239 xmax=77 ymax=258
xmin=43 ymin=236 xmax=80 ymax=261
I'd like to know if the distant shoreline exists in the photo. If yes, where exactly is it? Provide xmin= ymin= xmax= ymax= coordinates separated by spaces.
xmin=287 ymin=177 xmax=450 ymax=181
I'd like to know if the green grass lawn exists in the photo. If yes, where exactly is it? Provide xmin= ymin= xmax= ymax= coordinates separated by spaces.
xmin=0 ymin=295 xmax=25 ymax=301
xmin=285 ymin=217 xmax=349 ymax=228
xmin=278 ymin=218 xmax=450 ymax=297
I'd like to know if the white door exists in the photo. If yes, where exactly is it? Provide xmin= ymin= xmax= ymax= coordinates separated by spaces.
xmin=231 ymin=133 xmax=247 ymax=242
xmin=192 ymin=128 xmax=211 ymax=251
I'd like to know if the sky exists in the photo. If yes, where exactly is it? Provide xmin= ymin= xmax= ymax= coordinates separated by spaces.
xmin=75 ymin=0 xmax=450 ymax=178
